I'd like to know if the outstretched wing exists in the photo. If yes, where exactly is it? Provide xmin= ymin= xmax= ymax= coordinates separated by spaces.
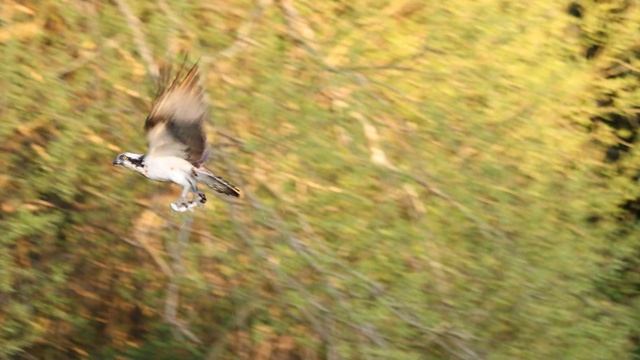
xmin=144 ymin=62 xmax=208 ymax=167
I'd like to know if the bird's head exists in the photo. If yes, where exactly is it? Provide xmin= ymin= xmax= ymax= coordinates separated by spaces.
xmin=113 ymin=152 xmax=145 ymax=171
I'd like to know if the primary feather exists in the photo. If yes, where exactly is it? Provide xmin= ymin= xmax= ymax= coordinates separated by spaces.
xmin=145 ymin=63 xmax=208 ymax=167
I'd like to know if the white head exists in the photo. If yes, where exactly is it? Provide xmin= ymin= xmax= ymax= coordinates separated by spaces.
xmin=112 ymin=152 xmax=146 ymax=173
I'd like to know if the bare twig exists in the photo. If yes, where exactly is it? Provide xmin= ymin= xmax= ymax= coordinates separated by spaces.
xmin=164 ymin=214 xmax=202 ymax=344
xmin=222 ymin=3 xmax=484 ymax=358
xmin=277 ymin=0 xmax=508 ymax=249
xmin=215 ymin=151 xmax=379 ymax=356
xmin=56 ymin=49 xmax=101 ymax=78
xmin=400 ymin=170 xmax=509 ymax=243
xmin=206 ymin=301 xmax=260 ymax=360
xmin=126 ymin=236 xmax=174 ymax=278
xmin=331 ymin=43 xmax=445 ymax=73
xmin=204 ymin=0 xmax=271 ymax=68
xmin=157 ymin=0 xmax=195 ymax=40
xmin=114 ymin=0 xmax=159 ymax=80
xmin=277 ymin=0 xmax=399 ymax=171
xmin=218 ymin=149 xmax=482 ymax=357
xmin=91 ymin=220 xmax=174 ymax=278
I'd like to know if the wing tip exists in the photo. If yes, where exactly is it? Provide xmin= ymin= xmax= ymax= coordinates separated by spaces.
xmin=229 ymin=187 xmax=241 ymax=198
xmin=195 ymin=169 xmax=241 ymax=198
xmin=222 ymin=183 xmax=241 ymax=198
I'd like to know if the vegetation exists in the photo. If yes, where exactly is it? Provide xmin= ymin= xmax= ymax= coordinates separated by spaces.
xmin=1 ymin=0 xmax=639 ymax=358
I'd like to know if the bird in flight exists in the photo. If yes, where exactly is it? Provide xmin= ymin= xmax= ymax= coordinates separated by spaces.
xmin=113 ymin=62 xmax=240 ymax=212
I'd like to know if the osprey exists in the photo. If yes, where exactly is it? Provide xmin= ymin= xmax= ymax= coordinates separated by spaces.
xmin=113 ymin=62 xmax=240 ymax=212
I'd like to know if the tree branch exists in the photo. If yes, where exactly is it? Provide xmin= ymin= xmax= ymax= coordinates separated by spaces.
xmin=114 ymin=0 xmax=159 ymax=80
xmin=164 ymin=213 xmax=202 ymax=344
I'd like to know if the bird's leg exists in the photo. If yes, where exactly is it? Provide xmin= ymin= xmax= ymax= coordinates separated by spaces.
xmin=188 ymin=185 xmax=206 ymax=208
xmin=182 ymin=188 xmax=206 ymax=209
xmin=189 ymin=169 xmax=206 ymax=206
xmin=170 ymin=178 xmax=207 ymax=212
xmin=197 ymin=191 xmax=206 ymax=205
xmin=187 ymin=177 xmax=206 ymax=207
xmin=170 ymin=185 xmax=193 ymax=212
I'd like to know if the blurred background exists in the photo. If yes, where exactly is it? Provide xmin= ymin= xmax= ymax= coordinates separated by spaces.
xmin=1 ymin=0 xmax=640 ymax=359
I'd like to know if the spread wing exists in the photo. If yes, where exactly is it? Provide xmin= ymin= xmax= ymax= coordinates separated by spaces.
xmin=144 ymin=63 xmax=208 ymax=167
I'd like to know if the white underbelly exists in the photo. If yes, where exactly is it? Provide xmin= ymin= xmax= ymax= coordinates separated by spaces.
xmin=145 ymin=156 xmax=193 ymax=186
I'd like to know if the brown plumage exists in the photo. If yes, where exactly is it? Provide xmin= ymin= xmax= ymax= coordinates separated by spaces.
xmin=144 ymin=62 xmax=208 ymax=167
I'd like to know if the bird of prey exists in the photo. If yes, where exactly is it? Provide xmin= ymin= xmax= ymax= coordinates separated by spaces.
xmin=113 ymin=62 xmax=240 ymax=212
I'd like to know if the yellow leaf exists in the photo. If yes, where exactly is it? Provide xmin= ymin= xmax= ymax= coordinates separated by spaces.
xmin=0 ymin=22 xmax=39 ymax=43
xmin=267 ymin=255 xmax=280 ymax=265
xmin=15 ymin=4 xmax=35 ymax=16
xmin=1 ymin=202 xmax=16 ymax=213
xmin=383 ymin=0 xmax=425 ymax=17
xmin=403 ymin=183 xmax=426 ymax=214
xmin=113 ymin=84 xmax=143 ymax=99
xmin=0 ymin=175 xmax=10 ymax=188
xmin=238 ymin=255 xmax=251 ymax=265
xmin=27 ymin=69 xmax=43 ymax=82
xmin=31 ymin=144 xmax=50 ymax=160
xmin=81 ymin=39 xmax=96 ymax=50
xmin=87 ymin=132 xmax=105 ymax=145
xmin=107 ymin=143 xmax=121 ymax=152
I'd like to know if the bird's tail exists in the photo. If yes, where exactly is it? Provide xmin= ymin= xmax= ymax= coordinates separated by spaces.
xmin=193 ymin=168 xmax=241 ymax=197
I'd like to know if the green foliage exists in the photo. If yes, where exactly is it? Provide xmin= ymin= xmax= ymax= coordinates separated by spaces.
xmin=1 ymin=0 xmax=639 ymax=359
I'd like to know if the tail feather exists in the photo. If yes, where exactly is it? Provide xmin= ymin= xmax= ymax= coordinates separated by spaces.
xmin=194 ymin=168 xmax=240 ymax=197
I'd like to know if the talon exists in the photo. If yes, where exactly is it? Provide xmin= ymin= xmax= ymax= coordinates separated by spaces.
xmin=171 ymin=193 xmax=205 ymax=212
xmin=170 ymin=201 xmax=189 ymax=212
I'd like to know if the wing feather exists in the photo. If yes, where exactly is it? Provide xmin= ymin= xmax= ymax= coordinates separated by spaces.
xmin=144 ymin=62 xmax=208 ymax=166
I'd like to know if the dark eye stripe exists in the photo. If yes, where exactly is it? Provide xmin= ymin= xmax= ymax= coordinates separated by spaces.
xmin=128 ymin=155 xmax=145 ymax=167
